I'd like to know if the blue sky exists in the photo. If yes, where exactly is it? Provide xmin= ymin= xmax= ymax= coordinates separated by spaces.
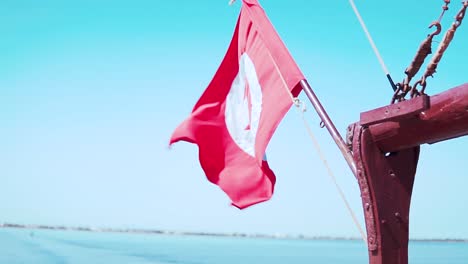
xmin=1 ymin=0 xmax=467 ymax=239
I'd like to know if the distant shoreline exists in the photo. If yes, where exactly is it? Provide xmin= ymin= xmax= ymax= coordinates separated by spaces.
xmin=1 ymin=222 xmax=467 ymax=243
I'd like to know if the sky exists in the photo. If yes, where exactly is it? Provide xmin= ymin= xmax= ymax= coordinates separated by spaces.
xmin=1 ymin=0 xmax=467 ymax=240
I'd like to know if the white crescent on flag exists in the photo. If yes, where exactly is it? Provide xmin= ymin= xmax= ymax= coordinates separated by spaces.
xmin=170 ymin=0 xmax=304 ymax=208
xmin=225 ymin=53 xmax=263 ymax=157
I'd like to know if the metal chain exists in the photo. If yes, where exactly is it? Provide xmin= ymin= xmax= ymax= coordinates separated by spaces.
xmin=393 ymin=1 xmax=468 ymax=103
xmin=392 ymin=23 xmax=441 ymax=103
xmin=410 ymin=0 xmax=468 ymax=98
xmin=392 ymin=0 xmax=451 ymax=103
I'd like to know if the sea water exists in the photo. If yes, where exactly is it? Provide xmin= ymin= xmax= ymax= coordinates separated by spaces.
xmin=1 ymin=228 xmax=467 ymax=264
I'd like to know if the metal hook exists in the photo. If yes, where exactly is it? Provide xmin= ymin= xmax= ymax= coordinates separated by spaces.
xmin=410 ymin=80 xmax=426 ymax=98
xmin=428 ymin=22 xmax=442 ymax=38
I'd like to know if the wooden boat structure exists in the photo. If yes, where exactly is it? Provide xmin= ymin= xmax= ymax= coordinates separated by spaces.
xmin=297 ymin=1 xmax=468 ymax=263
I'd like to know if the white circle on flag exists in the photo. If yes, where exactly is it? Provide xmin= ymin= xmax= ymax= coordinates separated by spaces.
xmin=225 ymin=53 xmax=263 ymax=157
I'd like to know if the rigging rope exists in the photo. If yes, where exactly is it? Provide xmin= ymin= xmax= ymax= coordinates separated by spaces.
xmin=348 ymin=0 xmax=391 ymax=76
xmin=265 ymin=50 xmax=368 ymax=244
xmin=411 ymin=0 xmax=468 ymax=97
xmin=293 ymin=101 xmax=368 ymax=244
xmin=437 ymin=0 xmax=451 ymax=23
xmin=393 ymin=22 xmax=442 ymax=103
xmin=393 ymin=0 xmax=468 ymax=102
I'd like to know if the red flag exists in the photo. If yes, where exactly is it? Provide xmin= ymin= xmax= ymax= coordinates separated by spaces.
xmin=170 ymin=0 xmax=304 ymax=209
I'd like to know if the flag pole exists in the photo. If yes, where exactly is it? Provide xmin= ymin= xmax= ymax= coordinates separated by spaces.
xmin=299 ymin=79 xmax=357 ymax=176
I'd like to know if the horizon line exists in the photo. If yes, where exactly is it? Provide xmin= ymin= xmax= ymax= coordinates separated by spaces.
xmin=1 ymin=222 xmax=467 ymax=243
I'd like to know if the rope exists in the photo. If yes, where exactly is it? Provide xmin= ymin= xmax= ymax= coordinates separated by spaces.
xmin=348 ymin=0 xmax=391 ymax=76
xmin=293 ymin=101 xmax=368 ymax=244
xmin=437 ymin=0 xmax=451 ymax=23
xmin=264 ymin=49 xmax=368 ymax=244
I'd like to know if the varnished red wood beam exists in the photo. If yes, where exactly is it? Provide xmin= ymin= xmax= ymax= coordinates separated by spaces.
xmin=365 ymin=83 xmax=468 ymax=153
